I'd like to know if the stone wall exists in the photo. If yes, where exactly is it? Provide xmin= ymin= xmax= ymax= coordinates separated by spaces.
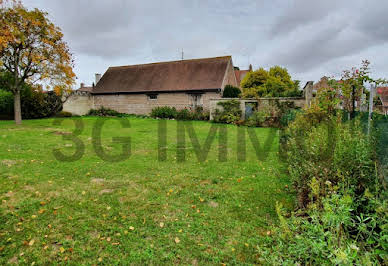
xmin=63 ymin=92 xmax=93 ymax=115
xmin=209 ymin=97 xmax=306 ymax=120
xmin=93 ymin=91 xmax=221 ymax=115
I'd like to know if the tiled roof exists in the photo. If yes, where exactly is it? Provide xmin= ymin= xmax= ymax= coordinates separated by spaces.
xmin=77 ymin=86 xmax=93 ymax=92
xmin=92 ymin=56 xmax=232 ymax=94
xmin=234 ymin=70 xmax=249 ymax=86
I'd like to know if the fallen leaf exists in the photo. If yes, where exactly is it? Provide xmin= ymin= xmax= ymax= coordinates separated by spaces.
xmin=159 ymin=222 xmax=164 ymax=228
xmin=31 ymin=215 xmax=37 ymax=219
xmin=81 ymin=191 xmax=86 ymax=195
xmin=28 ymin=239 xmax=35 ymax=246
xmin=60 ymin=247 xmax=65 ymax=253
xmin=174 ymin=237 xmax=180 ymax=244
xmin=106 ymin=237 xmax=111 ymax=242
xmin=98 ymin=258 xmax=102 ymax=262
xmin=129 ymin=226 xmax=134 ymax=231
xmin=43 ymin=245 xmax=48 ymax=250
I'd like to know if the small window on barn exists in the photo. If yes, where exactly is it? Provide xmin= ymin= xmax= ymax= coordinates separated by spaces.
xmin=148 ymin=94 xmax=158 ymax=100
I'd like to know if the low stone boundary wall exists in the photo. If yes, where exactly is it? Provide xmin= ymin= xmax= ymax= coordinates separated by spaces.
xmin=209 ymin=97 xmax=307 ymax=120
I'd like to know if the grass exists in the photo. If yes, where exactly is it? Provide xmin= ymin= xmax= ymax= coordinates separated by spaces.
xmin=0 ymin=117 xmax=294 ymax=264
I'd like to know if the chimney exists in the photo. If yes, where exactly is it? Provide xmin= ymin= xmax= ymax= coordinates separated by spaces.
xmin=95 ymin=73 xmax=102 ymax=85
xmin=80 ymin=82 xmax=85 ymax=88
xmin=249 ymin=64 xmax=253 ymax=71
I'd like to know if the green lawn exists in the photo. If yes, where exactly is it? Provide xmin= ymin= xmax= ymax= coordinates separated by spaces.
xmin=0 ymin=117 xmax=294 ymax=264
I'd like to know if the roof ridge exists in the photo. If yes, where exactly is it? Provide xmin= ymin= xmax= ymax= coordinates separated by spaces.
xmin=109 ymin=56 xmax=232 ymax=69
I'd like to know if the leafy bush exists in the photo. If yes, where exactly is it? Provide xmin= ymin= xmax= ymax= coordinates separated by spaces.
xmin=222 ymin=85 xmax=241 ymax=98
xmin=212 ymin=100 xmax=242 ymax=124
xmin=0 ymin=87 xmax=63 ymax=119
xmin=22 ymin=90 xmax=62 ymax=119
xmin=261 ymin=117 xmax=387 ymax=264
xmin=279 ymin=109 xmax=300 ymax=128
xmin=258 ymin=190 xmax=387 ymax=265
xmin=150 ymin=106 xmax=209 ymax=121
xmin=88 ymin=106 xmax=124 ymax=117
xmin=0 ymin=89 xmax=13 ymax=118
xmin=176 ymin=108 xmax=192 ymax=120
xmin=191 ymin=106 xmax=210 ymax=121
xmin=245 ymin=100 xmax=299 ymax=128
xmin=150 ymin=106 xmax=177 ymax=119
xmin=55 ymin=111 xmax=73 ymax=117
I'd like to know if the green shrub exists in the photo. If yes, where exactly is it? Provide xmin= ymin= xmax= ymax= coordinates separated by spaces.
xmin=55 ymin=111 xmax=73 ymax=117
xmin=245 ymin=110 xmax=267 ymax=127
xmin=212 ymin=100 xmax=242 ymax=124
xmin=287 ymin=118 xmax=376 ymax=208
xmin=176 ymin=108 xmax=192 ymax=120
xmin=258 ymin=190 xmax=387 ymax=265
xmin=191 ymin=106 xmax=209 ymax=121
xmin=150 ymin=106 xmax=177 ymax=119
xmin=150 ymin=106 xmax=209 ymax=121
xmin=279 ymin=109 xmax=300 ymax=127
xmin=0 ymin=88 xmax=63 ymax=119
xmin=0 ymin=89 xmax=13 ymax=118
xmin=222 ymin=85 xmax=241 ymax=98
xmin=88 ymin=106 xmax=124 ymax=117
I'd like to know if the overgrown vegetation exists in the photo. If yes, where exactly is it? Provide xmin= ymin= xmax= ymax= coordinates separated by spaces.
xmin=245 ymin=101 xmax=299 ymax=128
xmin=257 ymin=61 xmax=388 ymax=264
xmin=212 ymin=100 xmax=242 ymax=124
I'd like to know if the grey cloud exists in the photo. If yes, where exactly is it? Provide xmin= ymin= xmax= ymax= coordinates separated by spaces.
xmin=21 ymin=0 xmax=388 ymax=86
xmin=270 ymin=0 xmax=344 ymax=37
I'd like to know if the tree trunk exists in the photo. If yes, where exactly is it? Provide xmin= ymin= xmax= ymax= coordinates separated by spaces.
xmin=14 ymin=89 xmax=22 ymax=125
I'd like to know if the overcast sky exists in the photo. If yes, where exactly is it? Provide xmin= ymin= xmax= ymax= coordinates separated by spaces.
xmin=23 ymin=0 xmax=388 ymax=88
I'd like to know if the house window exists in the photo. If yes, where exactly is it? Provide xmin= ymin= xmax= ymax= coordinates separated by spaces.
xmin=148 ymin=94 xmax=158 ymax=100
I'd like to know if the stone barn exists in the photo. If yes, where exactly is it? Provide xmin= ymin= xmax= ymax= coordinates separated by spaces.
xmin=63 ymin=56 xmax=239 ymax=115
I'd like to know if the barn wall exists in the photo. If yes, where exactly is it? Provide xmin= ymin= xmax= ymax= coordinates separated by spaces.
xmin=93 ymin=91 xmax=221 ymax=115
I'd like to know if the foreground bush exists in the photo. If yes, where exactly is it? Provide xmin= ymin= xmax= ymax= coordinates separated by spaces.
xmin=258 ymin=190 xmax=387 ymax=265
xmin=88 ymin=106 xmax=125 ymax=117
xmin=150 ymin=106 xmax=177 ymax=119
xmin=213 ymin=100 xmax=242 ymax=124
xmin=151 ymin=106 xmax=209 ymax=120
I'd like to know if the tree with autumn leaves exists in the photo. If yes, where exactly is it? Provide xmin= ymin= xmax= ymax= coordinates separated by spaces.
xmin=0 ymin=1 xmax=75 ymax=124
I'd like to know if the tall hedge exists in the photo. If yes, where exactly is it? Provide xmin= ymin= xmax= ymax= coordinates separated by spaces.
xmin=0 ymin=87 xmax=63 ymax=119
